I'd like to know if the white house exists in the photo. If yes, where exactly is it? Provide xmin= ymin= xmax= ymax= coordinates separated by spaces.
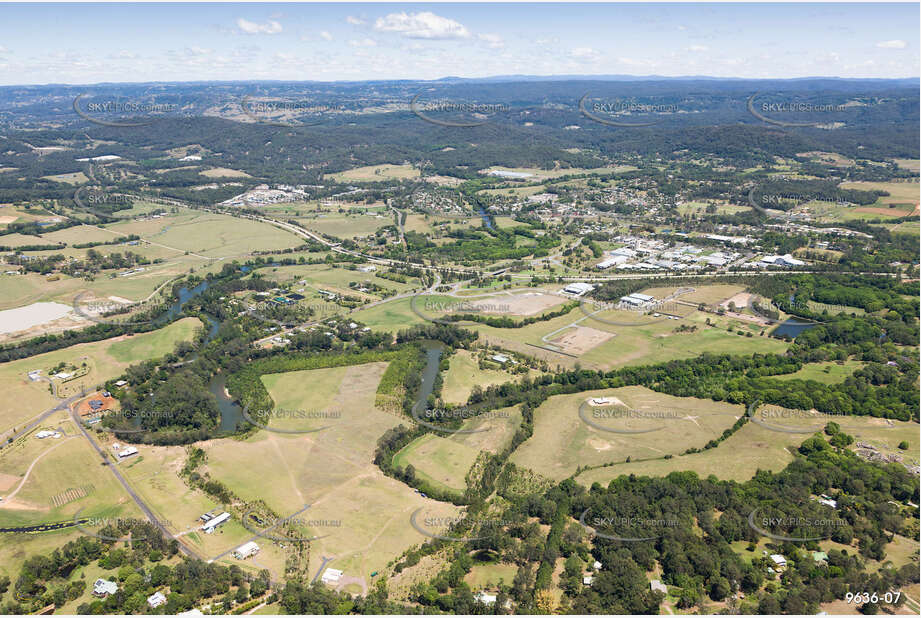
xmin=233 ymin=541 xmax=260 ymax=560
xmin=147 ymin=591 xmax=167 ymax=608
xmin=474 ymin=591 xmax=497 ymax=605
xmin=93 ymin=579 xmax=118 ymax=597
xmin=118 ymin=446 xmax=138 ymax=459
xmin=583 ymin=575 xmax=595 ymax=586
xmin=770 ymin=554 xmax=787 ymax=568
xmin=321 ymin=568 xmax=343 ymax=586
xmin=593 ymin=560 xmax=602 ymax=570
xmin=650 ymin=580 xmax=668 ymax=594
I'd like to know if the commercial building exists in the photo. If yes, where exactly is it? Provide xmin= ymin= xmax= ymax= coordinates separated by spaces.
xmin=201 ymin=511 xmax=231 ymax=534
xmin=561 ymin=282 xmax=595 ymax=297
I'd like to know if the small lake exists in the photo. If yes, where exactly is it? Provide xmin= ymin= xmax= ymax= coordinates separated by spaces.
xmin=414 ymin=340 xmax=445 ymax=413
xmin=772 ymin=319 xmax=817 ymax=339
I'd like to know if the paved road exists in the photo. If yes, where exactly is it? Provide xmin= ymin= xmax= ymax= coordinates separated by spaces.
xmin=67 ymin=405 xmax=203 ymax=560
xmin=2 ymin=390 xmax=84 ymax=445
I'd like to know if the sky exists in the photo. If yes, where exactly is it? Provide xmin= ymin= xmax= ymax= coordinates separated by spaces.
xmin=0 ymin=2 xmax=918 ymax=85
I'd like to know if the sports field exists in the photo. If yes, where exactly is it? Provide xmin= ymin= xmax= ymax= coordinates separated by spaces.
xmin=511 ymin=386 xmax=743 ymax=482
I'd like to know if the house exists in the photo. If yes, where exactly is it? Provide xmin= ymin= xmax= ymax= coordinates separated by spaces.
xmin=321 ymin=568 xmax=343 ymax=586
xmin=114 ymin=380 xmax=128 ymax=387
xmin=562 ymin=282 xmax=595 ymax=297
xmin=357 ymin=265 xmax=376 ymax=272
xmin=93 ymin=579 xmax=118 ymax=597
xmin=118 ymin=446 xmax=138 ymax=459
xmin=147 ymin=591 xmax=167 ymax=608
xmin=817 ymin=497 xmax=838 ymax=509
xmin=36 ymin=430 xmax=56 ymax=439
xmin=233 ymin=541 xmax=260 ymax=560
xmin=812 ymin=551 xmax=828 ymax=564
xmin=596 ymin=255 xmax=628 ymax=269
xmin=583 ymin=575 xmax=594 ymax=586
xmin=593 ymin=560 xmax=602 ymax=570
xmin=770 ymin=554 xmax=787 ymax=569
xmin=474 ymin=591 xmax=497 ymax=605
xmin=89 ymin=399 xmax=104 ymax=410
xmin=490 ymin=353 xmax=510 ymax=365
xmin=201 ymin=511 xmax=230 ymax=533
xmin=650 ymin=580 xmax=668 ymax=594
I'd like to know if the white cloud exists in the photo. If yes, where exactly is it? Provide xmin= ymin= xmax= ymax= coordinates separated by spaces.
xmin=478 ymin=33 xmax=504 ymax=49
xmin=687 ymin=45 xmax=708 ymax=52
xmin=876 ymin=39 xmax=907 ymax=49
xmin=571 ymin=47 xmax=599 ymax=60
xmin=349 ymin=38 xmax=377 ymax=48
xmin=236 ymin=18 xmax=283 ymax=35
xmin=320 ymin=31 xmax=333 ymax=41
xmin=373 ymin=11 xmax=470 ymax=40
xmin=677 ymin=25 xmax=687 ymax=31
xmin=0 ymin=45 xmax=9 ymax=54
xmin=346 ymin=16 xmax=365 ymax=26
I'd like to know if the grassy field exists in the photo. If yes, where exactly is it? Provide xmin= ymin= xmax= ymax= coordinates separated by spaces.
xmin=326 ymin=164 xmax=420 ymax=183
xmin=465 ymin=562 xmax=519 ymax=590
xmin=105 ymin=210 xmax=301 ymax=258
xmin=295 ymin=212 xmax=391 ymax=239
xmin=256 ymin=263 xmax=420 ymax=296
xmin=393 ymin=433 xmax=480 ymax=493
xmin=0 ymin=317 xmax=202 ymax=436
xmin=0 ymin=415 xmax=143 ymax=532
xmin=201 ymin=362 xmax=462 ymax=585
xmin=576 ymin=413 xmax=917 ymax=485
xmin=511 ymin=386 xmax=743 ymax=482
xmin=773 ymin=360 xmax=865 ymax=384
xmin=676 ymin=202 xmax=750 ymax=216
xmin=441 ymin=349 xmax=517 ymax=405
xmin=471 ymin=304 xmax=787 ymax=371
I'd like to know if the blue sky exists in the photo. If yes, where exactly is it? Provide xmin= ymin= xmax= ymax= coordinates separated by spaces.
xmin=0 ymin=2 xmax=917 ymax=85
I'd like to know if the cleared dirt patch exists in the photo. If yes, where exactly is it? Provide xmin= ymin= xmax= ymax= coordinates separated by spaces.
xmin=549 ymin=325 xmax=614 ymax=355
xmin=467 ymin=291 xmax=564 ymax=316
